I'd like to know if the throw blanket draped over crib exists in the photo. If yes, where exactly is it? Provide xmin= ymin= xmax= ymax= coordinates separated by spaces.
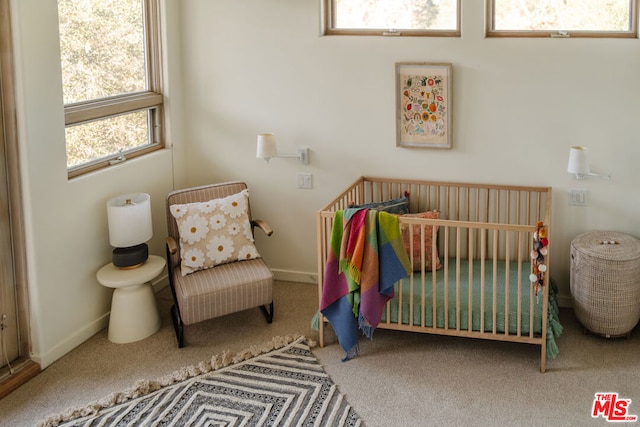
xmin=321 ymin=209 xmax=411 ymax=360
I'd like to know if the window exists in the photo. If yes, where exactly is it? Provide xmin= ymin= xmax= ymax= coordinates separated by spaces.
xmin=488 ymin=0 xmax=638 ymax=38
xmin=58 ymin=0 xmax=163 ymax=178
xmin=323 ymin=0 xmax=460 ymax=36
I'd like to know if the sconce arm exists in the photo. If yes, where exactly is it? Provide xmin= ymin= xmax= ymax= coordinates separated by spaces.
xmin=573 ymin=172 xmax=611 ymax=180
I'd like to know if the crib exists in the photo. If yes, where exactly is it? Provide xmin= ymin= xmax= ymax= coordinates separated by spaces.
xmin=316 ymin=176 xmax=561 ymax=373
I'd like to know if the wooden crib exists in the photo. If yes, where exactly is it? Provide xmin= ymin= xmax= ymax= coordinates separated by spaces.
xmin=316 ymin=176 xmax=559 ymax=372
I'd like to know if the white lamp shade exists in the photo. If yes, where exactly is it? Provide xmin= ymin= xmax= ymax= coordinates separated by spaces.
xmin=256 ymin=133 xmax=278 ymax=160
xmin=567 ymin=146 xmax=590 ymax=175
xmin=107 ymin=193 xmax=153 ymax=248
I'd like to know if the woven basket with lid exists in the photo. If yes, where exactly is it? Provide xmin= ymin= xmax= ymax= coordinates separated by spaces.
xmin=570 ymin=231 xmax=640 ymax=337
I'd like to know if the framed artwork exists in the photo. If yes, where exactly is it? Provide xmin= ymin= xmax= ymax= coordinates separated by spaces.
xmin=396 ymin=62 xmax=452 ymax=149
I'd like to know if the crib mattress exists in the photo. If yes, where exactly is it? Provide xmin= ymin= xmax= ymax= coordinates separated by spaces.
xmin=382 ymin=258 xmax=547 ymax=335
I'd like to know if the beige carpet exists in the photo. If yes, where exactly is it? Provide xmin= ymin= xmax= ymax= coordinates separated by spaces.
xmin=39 ymin=335 xmax=363 ymax=427
xmin=1 ymin=280 xmax=640 ymax=427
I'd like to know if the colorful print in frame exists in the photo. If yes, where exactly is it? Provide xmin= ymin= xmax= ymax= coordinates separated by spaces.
xmin=396 ymin=62 xmax=452 ymax=149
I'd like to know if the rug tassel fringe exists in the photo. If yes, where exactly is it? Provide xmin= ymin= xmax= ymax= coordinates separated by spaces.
xmin=37 ymin=334 xmax=311 ymax=427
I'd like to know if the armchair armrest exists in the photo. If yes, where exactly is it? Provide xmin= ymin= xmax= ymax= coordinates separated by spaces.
xmin=166 ymin=236 xmax=178 ymax=254
xmin=252 ymin=219 xmax=273 ymax=237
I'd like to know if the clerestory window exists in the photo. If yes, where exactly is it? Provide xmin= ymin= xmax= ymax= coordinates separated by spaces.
xmin=323 ymin=0 xmax=460 ymax=36
xmin=488 ymin=0 xmax=638 ymax=38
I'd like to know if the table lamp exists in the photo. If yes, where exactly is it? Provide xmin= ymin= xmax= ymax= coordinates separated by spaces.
xmin=107 ymin=193 xmax=153 ymax=269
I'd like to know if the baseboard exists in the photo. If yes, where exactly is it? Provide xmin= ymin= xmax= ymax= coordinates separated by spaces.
xmin=271 ymin=269 xmax=317 ymax=284
xmin=152 ymin=272 xmax=169 ymax=291
xmin=30 ymin=312 xmax=109 ymax=369
xmin=557 ymin=294 xmax=573 ymax=308
xmin=30 ymin=274 xmax=169 ymax=369
xmin=154 ymin=266 xmax=573 ymax=308
xmin=0 ymin=358 xmax=40 ymax=399
xmin=269 ymin=269 xmax=576 ymax=305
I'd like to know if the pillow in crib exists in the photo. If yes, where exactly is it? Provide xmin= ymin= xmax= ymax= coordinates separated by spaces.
xmin=400 ymin=211 xmax=442 ymax=272
xmin=169 ymin=189 xmax=260 ymax=276
xmin=350 ymin=196 xmax=409 ymax=215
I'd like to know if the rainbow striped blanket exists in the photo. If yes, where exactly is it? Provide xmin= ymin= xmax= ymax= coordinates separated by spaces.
xmin=320 ymin=208 xmax=411 ymax=360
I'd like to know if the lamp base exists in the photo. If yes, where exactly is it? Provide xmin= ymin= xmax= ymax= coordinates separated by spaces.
xmin=113 ymin=243 xmax=149 ymax=269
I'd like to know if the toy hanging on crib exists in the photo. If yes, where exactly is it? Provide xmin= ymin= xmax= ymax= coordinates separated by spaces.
xmin=530 ymin=221 xmax=549 ymax=300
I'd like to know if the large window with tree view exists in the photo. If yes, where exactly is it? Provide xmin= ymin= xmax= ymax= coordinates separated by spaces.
xmin=58 ymin=0 xmax=163 ymax=178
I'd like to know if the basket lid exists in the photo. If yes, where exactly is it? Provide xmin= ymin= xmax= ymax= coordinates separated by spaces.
xmin=571 ymin=231 xmax=640 ymax=261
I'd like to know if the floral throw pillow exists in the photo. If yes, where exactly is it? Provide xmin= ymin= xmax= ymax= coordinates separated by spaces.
xmin=400 ymin=211 xmax=442 ymax=272
xmin=170 ymin=189 xmax=259 ymax=276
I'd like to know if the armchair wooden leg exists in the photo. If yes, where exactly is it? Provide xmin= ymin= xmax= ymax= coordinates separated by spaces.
xmin=171 ymin=304 xmax=185 ymax=348
xmin=260 ymin=302 xmax=274 ymax=324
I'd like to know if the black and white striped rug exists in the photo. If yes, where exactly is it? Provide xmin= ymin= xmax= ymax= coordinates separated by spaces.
xmin=41 ymin=336 xmax=363 ymax=427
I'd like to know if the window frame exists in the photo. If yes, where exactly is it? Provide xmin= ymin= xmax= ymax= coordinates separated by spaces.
xmin=62 ymin=0 xmax=164 ymax=179
xmin=486 ymin=0 xmax=639 ymax=38
xmin=322 ymin=0 xmax=461 ymax=37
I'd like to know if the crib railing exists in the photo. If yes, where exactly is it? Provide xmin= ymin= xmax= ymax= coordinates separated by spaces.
xmin=316 ymin=176 xmax=553 ymax=372
xmin=383 ymin=221 xmax=540 ymax=338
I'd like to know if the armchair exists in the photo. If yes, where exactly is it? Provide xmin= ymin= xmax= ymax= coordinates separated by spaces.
xmin=165 ymin=182 xmax=274 ymax=347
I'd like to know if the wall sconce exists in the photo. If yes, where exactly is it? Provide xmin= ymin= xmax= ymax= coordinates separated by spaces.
xmin=107 ymin=193 xmax=153 ymax=269
xmin=567 ymin=146 xmax=610 ymax=180
xmin=256 ymin=133 xmax=308 ymax=164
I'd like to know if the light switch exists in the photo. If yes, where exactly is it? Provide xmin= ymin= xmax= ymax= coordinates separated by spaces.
xmin=568 ymin=188 xmax=588 ymax=206
xmin=297 ymin=173 xmax=312 ymax=189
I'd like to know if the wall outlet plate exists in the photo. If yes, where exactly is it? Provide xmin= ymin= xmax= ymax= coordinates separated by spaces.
xmin=297 ymin=173 xmax=312 ymax=189
xmin=569 ymin=188 xmax=588 ymax=206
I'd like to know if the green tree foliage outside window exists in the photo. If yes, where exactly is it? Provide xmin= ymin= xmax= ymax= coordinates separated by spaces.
xmin=58 ymin=0 xmax=146 ymax=104
xmin=58 ymin=0 xmax=161 ymax=173
xmin=329 ymin=0 xmax=459 ymax=32
xmin=492 ymin=0 xmax=633 ymax=32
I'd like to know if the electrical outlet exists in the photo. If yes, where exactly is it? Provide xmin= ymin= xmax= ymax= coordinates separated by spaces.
xmin=297 ymin=173 xmax=313 ymax=189
xmin=569 ymin=188 xmax=588 ymax=206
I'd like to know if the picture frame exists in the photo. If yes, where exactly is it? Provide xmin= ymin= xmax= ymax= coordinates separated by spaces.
xmin=396 ymin=62 xmax=452 ymax=149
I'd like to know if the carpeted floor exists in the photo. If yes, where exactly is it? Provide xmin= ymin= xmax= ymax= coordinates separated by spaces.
xmin=1 ymin=280 xmax=640 ymax=427
xmin=40 ymin=336 xmax=362 ymax=427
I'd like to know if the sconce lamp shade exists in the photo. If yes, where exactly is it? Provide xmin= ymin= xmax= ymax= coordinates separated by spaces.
xmin=107 ymin=193 xmax=153 ymax=268
xmin=256 ymin=133 xmax=309 ymax=164
xmin=256 ymin=133 xmax=278 ymax=161
xmin=567 ymin=146 xmax=590 ymax=175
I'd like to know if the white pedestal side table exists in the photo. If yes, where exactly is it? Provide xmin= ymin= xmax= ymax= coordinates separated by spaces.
xmin=97 ymin=255 xmax=165 ymax=344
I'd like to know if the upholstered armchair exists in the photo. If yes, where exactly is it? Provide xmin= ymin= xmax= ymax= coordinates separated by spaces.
xmin=165 ymin=182 xmax=274 ymax=347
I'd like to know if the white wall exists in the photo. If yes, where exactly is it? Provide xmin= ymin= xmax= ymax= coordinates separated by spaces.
xmin=10 ymin=0 xmax=185 ymax=367
xmin=179 ymin=0 xmax=640 ymax=307
xmin=9 ymin=0 xmax=640 ymax=367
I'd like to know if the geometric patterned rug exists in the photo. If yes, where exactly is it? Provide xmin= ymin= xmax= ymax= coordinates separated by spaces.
xmin=39 ymin=336 xmax=364 ymax=427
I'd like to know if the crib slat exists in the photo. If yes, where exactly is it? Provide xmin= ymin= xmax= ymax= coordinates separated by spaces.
xmin=443 ymin=225 xmax=450 ymax=330
xmin=530 ymin=242 xmax=535 ymax=337
xmin=504 ymin=230 xmax=510 ymax=335
xmin=456 ymin=227 xmax=462 ymax=331
xmin=468 ymin=228 xmax=473 ymax=332
xmin=430 ymin=223 xmax=437 ymax=329
xmin=492 ymin=229 xmax=498 ymax=335
xmin=480 ymin=229 xmax=486 ymax=334
xmin=517 ymin=230 xmax=523 ymax=337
